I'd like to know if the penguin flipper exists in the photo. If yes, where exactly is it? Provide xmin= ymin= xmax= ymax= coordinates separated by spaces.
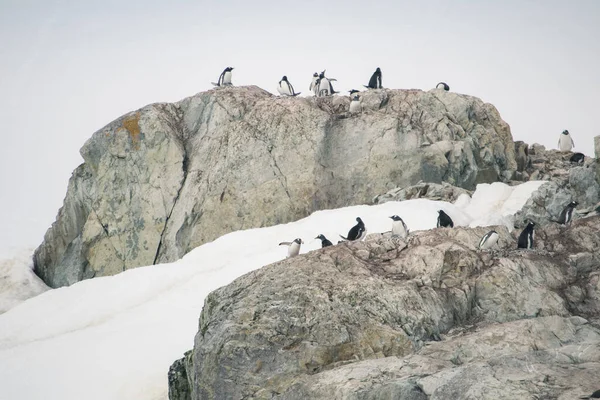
xmin=339 ymin=235 xmax=349 ymax=240
xmin=211 ymin=82 xmax=220 ymax=87
xmin=278 ymin=242 xmax=292 ymax=246
xmin=292 ymin=92 xmax=302 ymax=97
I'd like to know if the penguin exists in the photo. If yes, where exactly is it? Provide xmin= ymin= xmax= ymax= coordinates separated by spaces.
xmin=349 ymin=95 xmax=362 ymax=113
xmin=390 ymin=215 xmax=409 ymax=239
xmin=277 ymin=76 xmax=301 ymax=96
xmin=315 ymin=234 xmax=333 ymax=248
xmin=437 ymin=210 xmax=454 ymax=228
xmin=478 ymin=230 xmax=499 ymax=250
xmin=558 ymin=129 xmax=575 ymax=151
xmin=580 ymin=390 xmax=600 ymax=399
xmin=570 ymin=152 xmax=585 ymax=164
xmin=278 ymin=238 xmax=303 ymax=258
xmin=557 ymin=201 xmax=578 ymax=226
xmin=340 ymin=217 xmax=366 ymax=241
xmin=212 ymin=67 xmax=234 ymax=87
xmin=317 ymin=70 xmax=338 ymax=97
xmin=436 ymin=82 xmax=450 ymax=91
xmin=309 ymin=72 xmax=320 ymax=96
xmin=365 ymin=67 xmax=382 ymax=89
xmin=517 ymin=221 xmax=535 ymax=249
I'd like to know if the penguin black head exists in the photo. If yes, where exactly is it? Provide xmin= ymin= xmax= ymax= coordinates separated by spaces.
xmin=313 ymin=72 xmax=318 ymax=77
xmin=562 ymin=129 xmax=569 ymax=135
xmin=315 ymin=234 xmax=324 ymax=240
xmin=570 ymin=201 xmax=579 ymax=207
xmin=527 ymin=221 xmax=536 ymax=228
xmin=389 ymin=215 xmax=402 ymax=221
xmin=293 ymin=238 xmax=303 ymax=244
xmin=282 ymin=76 xmax=288 ymax=81
xmin=356 ymin=217 xmax=363 ymax=224
xmin=352 ymin=95 xmax=360 ymax=101
xmin=376 ymin=67 xmax=381 ymax=72
xmin=319 ymin=70 xmax=326 ymax=79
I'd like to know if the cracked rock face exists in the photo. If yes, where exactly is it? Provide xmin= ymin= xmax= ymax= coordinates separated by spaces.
xmin=34 ymin=86 xmax=517 ymax=287
xmin=170 ymin=216 xmax=600 ymax=399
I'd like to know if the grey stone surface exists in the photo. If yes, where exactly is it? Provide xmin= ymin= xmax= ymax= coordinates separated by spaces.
xmin=373 ymin=181 xmax=472 ymax=204
xmin=34 ymin=87 xmax=518 ymax=287
xmin=171 ymin=216 xmax=600 ymax=399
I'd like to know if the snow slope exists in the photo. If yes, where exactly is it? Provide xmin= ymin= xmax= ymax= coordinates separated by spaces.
xmin=0 ymin=181 xmax=545 ymax=400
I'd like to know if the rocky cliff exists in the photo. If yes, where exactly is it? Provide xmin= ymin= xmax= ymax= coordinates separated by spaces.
xmin=169 ymin=216 xmax=600 ymax=400
xmin=34 ymin=87 xmax=517 ymax=287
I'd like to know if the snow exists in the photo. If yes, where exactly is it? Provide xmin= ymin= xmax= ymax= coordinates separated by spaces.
xmin=0 ymin=248 xmax=48 ymax=314
xmin=0 ymin=181 xmax=544 ymax=400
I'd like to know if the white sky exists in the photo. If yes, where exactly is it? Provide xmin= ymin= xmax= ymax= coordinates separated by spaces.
xmin=0 ymin=0 xmax=599 ymax=253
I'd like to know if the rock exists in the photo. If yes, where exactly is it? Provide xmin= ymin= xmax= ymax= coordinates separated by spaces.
xmin=170 ymin=216 xmax=600 ymax=399
xmin=168 ymin=351 xmax=192 ymax=400
xmin=373 ymin=181 xmax=472 ymax=204
xmin=595 ymin=135 xmax=600 ymax=159
xmin=34 ymin=87 xmax=518 ymax=287
xmin=514 ymin=140 xmax=530 ymax=172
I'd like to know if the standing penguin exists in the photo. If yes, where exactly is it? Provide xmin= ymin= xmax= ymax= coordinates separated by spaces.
xmin=558 ymin=129 xmax=575 ymax=151
xmin=309 ymin=72 xmax=320 ymax=96
xmin=315 ymin=234 xmax=333 ymax=248
xmin=340 ymin=217 xmax=366 ymax=241
xmin=212 ymin=67 xmax=234 ymax=87
xmin=437 ymin=210 xmax=454 ymax=228
xmin=478 ymin=230 xmax=499 ymax=250
xmin=279 ymin=238 xmax=304 ymax=258
xmin=390 ymin=215 xmax=409 ymax=239
xmin=517 ymin=221 xmax=535 ymax=249
xmin=365 ymin=67 xmax=382 ymax=89
xmin=277 ymin=76 xmax=301 ymax=96
xmin=349 ymin=94 xmax=362 ymax=113
xmin=436 ymin=82 xmax=450 ymax=91
xmin=557 ymin=201 xmax=578 ymax=226
xmin=317 ymin=70 xmax=338 ymax=97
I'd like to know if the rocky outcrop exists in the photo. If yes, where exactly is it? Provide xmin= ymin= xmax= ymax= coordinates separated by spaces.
xmin=513 ymin=143 xmax=600 ymax=227
xmin=373 ymin=181 xmax=472 ymax=204
xmin=170 ymin=216 xmax=600 ymax=399
xmin=34 ymin=87 xmax=517 ymax=287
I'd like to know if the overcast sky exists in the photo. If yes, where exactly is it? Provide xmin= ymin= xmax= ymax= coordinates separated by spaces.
xmin=1 ymin=0 xmax=599 ymax=253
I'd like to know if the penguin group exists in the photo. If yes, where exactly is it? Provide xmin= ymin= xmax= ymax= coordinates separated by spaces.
xmin=279 ymin=197 xmax=581 ymax=258
xmin=212 ymin=66 xmax=451 ymax=113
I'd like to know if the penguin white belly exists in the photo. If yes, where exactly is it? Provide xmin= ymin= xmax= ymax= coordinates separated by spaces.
xmin=480 ymin=232 xmax=499 ymax=250
xmin=392 ymin=221 xmax=407 ymax=238
xmin=277 ymin=83 xmax=285 ymax=96
xmin=310 ymin=78 xmax=318 ymax=94
xmin=318 ymin=78 xmax=330 ymax=96
xmin=222 ymin=71 xmax=232 ymax=85
xmin=558 ymin=135 xmax=573 ymax=151
xmin=288 ymin=242 xmax=301 ymax=257
xmin=349 ymin=100 xmax=362 ymax=113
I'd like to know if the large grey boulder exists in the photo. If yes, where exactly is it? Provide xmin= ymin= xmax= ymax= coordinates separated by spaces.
xmin=35 ymin=87 xmax=517 ymax=287
xmin=170 ymin=216 xmax=600 ymax=399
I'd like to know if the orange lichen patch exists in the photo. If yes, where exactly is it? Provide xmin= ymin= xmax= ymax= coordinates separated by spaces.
xmin=122 ymin=112 xmax=142 ymax=150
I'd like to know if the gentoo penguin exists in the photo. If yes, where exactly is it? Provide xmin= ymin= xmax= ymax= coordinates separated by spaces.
xmin=580 ymin=389 xmax=600 ymax=399
xmin=558 ymin=129 xmax=575 ymax=151
xmin=557 ymin=201 xmax=578 ymax=226
xmin=212 ymin=67 xmax=234 ymax=87
xmin=437 ymin=210 xmax=454 ymax=228
xmin=436 ymin=82 xmax=450 ymax=91
xmin=340 ymin=217 xmax=366 ymax=241
xmin=517 ymin=221 xmax=535 ymax=249
xmin=317 ymin=70 xmax=338 ymax=97
xmin=365 ymin=67 xmax=382 ymax=89
xmin=349 ymin=95 xmax=362 ymax=113
xmin=277 ymin=76 xmax=301 ymax=96
xmin=478 ymin=230 xmax=499 ymax=250
xmin=279 ymin=238 xmax=303 ymax=258
xmin=570 ymin=152 xmax=585 ymax=164
xmin=315 ymin=234 xmax=333 ymax=248
xmin=390 ymin=215 xmax=409 ymax=239
xmin=309 ymin=72 xmax=319 ymax=96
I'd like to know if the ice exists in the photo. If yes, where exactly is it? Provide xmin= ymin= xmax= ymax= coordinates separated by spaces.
xmin=0 ymin=181 xmax=544 ymax=400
